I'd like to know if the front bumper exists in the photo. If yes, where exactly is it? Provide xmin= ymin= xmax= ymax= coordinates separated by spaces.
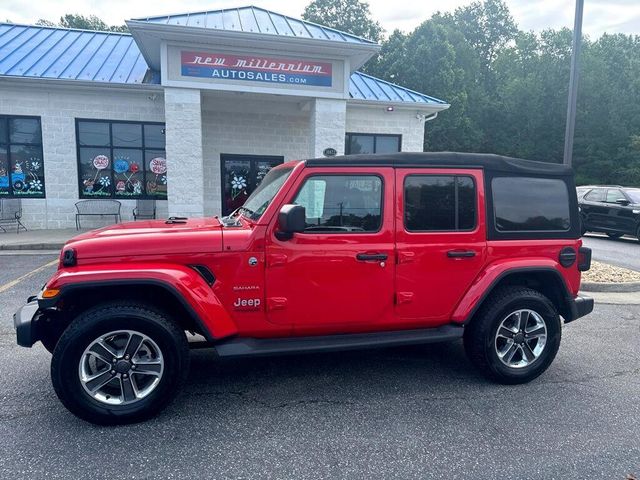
xmin=13 ymin=300 xmax=40 ymax=347
xmin=565 ymin=294 xmax=594 ymax=324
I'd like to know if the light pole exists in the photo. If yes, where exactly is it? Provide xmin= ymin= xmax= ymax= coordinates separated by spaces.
xmin=563 ymin=0 xmax=585 ymax=167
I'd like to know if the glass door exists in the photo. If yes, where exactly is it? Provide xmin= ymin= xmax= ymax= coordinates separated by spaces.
xmin=220 ymin=154 xmax=284 ymax=216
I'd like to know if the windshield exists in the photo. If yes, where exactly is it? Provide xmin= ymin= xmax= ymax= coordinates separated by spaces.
xmin=626 ymin=189 xmax=640 ymax=204
xmin=241 ymin=166 xmax=294 ymax=220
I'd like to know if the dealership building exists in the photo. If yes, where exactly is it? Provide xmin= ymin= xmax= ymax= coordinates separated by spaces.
xmin=0 ymin=6 xmax=449 ymax=229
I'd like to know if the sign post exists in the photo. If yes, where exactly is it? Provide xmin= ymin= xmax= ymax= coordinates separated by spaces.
xmin=563 ymin=0 xmax=584 ymax=167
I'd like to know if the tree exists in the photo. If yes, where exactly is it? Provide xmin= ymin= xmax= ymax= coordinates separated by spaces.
xmin=302 ymin=0 xmax=383 ymax=42
xmin=36 ymin=14 xmax=128 ymax=33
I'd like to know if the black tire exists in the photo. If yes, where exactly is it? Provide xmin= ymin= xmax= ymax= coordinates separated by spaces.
xmin=607 ymin=232 xmax=623 ymax=239
xmin=51 ymin=302 xmax=189 ymax=425
xmin=463 ymin=286 xmax=561 ymax=384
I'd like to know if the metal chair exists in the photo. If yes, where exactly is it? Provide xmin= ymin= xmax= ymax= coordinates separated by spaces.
xmin=0 ymin=198 xmax=27 ymax=233
xmin=133 ymin=199 xmax=156 ymax=220
xmin=75 ymin=200 xmax=121 ymax=230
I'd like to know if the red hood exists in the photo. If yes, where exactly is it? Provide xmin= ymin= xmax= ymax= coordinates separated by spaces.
xmin=65 ymin=217 xmax=223 ymax=260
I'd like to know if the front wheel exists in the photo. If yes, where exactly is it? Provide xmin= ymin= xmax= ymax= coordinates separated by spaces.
xmin=464 ymin=287 xmax=561 ymax=384
xmin=51 ymin=302 xmax=189 ymax=425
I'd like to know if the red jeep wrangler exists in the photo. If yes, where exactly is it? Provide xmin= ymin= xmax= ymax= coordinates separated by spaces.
xmin=15 ymin=153 xmax=593 ymax=424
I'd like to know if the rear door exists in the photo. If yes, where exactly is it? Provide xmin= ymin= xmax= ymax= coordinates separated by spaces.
xmin=395 ymin=168 xmax=486 ymax=326
xmin=580 ymin=188 xmax=606 ymax=229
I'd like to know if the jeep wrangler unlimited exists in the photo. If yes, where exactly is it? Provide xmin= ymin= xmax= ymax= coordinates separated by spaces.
xmin=14 ymin=152 xmax=593 ymax=424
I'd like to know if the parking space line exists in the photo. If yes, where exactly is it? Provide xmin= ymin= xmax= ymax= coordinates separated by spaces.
xmin=0 ymin=259 xmax=58 ymax=294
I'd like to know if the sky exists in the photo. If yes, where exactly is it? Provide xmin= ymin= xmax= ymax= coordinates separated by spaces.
xmin=2 ymin=0 xmax=640 ymax=39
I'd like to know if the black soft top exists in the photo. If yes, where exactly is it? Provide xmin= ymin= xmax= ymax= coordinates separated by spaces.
xmin=306 ymin=152 xmax=572 ymax=176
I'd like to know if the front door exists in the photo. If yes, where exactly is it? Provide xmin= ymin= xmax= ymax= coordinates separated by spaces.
xmin=265 ymin=167 xmax=395 ymax=335
xmin=221 ymin=154 xmax=283 ymax=216
xmin=395 ymin=168 xmax=487 ymax=326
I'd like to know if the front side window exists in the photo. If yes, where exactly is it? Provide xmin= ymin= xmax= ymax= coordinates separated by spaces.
xmin=606 ymin=189 xmax=626 ymax=203
xmin=0 ymin=116 xmax=45 ymax=198
xmin=293 ymin=175 xmax=383 ymax=232
xmin=493 ymin=177 xmax=570 ymax=232
xmin=404 ymin=175 xmax=476 ymax=231
xmin=77 ymin=120 xmax=166 ymax=199
xmin=345 ymin=133 xmax=401 ymax=155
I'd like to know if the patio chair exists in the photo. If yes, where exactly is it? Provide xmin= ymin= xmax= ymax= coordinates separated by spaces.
xmin=75 ymin=199 xmax=121 ymax=230
xmin=133 ymin=199 xmax=156 ymax=220
xmin=0 ymin=198 xmax=27 ymax=233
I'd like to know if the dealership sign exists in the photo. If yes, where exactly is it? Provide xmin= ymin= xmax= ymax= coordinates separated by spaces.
xmin=181 ymin=51 xmax=333 ymax=87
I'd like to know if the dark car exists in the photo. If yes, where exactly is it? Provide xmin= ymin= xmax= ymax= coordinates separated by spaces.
xmin=578 ymin=185 xmax=640 ymax=241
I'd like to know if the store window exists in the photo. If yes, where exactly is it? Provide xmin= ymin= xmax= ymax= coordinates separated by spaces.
xmin=221 ymin=154 xmax=284 ymax=216
xmin=0 ymin=115 xmax=45 ymax=198
xmin=345 ymin=133 xmax=401 ymax=155
xmin=76 ymin=120 xmax=166 ymax=199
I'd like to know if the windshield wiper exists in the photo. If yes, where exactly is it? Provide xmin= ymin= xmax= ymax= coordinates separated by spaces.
xmin=221 ymin=206 xmax=255 ymax=226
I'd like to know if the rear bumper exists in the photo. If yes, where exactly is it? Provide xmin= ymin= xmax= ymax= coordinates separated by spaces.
xmin=13 ymin=300 xmax=40 ymax=347
xmin=565 ymin=294 xmax=594 ymax=324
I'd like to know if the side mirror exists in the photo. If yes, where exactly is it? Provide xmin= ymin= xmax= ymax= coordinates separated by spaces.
xmin=615 ymin=199 xmax=630 ymax=206
xmin=276 ymin=204 xmax=306 ymax=240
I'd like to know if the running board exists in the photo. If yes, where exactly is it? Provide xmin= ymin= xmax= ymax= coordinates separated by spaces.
xmin=214 ymin=325 xmax=464 ymax=358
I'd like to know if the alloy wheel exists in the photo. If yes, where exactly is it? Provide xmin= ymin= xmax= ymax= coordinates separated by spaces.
xmin=494 ymin=309 xmax=547 ymax=369
xmin=78 ymin=330 xmax=164 ymax=405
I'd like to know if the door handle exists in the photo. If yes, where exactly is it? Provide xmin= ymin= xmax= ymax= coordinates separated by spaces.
xmin=447 ymin=250 xmax=476 ymax=258
xmin=356 ymin=253 xmax=388 ymax=262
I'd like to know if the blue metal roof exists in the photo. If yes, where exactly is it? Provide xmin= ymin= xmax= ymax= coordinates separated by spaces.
xmin=0 ymin=22 xmax=447 ymax=106
xmin=0 ymin=24 xmax=149 ymax=83
xmin=133 ymin=5 xmax=377 ymax=45
xmin=349 ymin=72 xmax=447 ymax=105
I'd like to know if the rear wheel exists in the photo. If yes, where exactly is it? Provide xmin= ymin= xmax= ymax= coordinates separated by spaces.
xmin=51 ymin=302 xmax=189 ymax=425
xmin=607 ymin=232 xmax=623 ymax=239
xmin=464 ymin=287 xmax=561 ymax=384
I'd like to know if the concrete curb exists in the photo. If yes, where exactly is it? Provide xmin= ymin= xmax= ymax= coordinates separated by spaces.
xmin=0 ymin=243 xmax=64 ymax=251
xmin=580 ymin=281 xmax=640 ymax=293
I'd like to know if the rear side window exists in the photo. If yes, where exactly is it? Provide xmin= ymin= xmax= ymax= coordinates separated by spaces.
xmin=404 ymin=175 xmax=476 ymax=231
xmin=293 ymin=175 xmax=382 ymax=233
xmin=492 ymin=177 xmax=570 ymax=232
xmin=584 ymin=189 xmax=605 ymax=202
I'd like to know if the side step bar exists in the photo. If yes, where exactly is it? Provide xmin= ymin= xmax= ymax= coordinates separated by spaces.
xmin=214 ymin=325 xmax=464 ymax=358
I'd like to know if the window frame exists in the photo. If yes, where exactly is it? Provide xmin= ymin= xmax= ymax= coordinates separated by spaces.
xmin=75 ymin=119 xmax=166 ymax=200
xmin=291 ymin=172 xmax=385 ymax=234
xmin=0 ymin=114 xmax=45 ymax=199
xmin=403 ymin=174 xmax=478 ymax=233
xmin=605 ymin=188 xmax=627 ymax=204
xmin=344 ymin=132 xmax=402 ymax=155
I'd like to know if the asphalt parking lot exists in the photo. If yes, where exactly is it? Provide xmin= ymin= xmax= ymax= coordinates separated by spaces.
xmin=0 ymin=254 xmax=639 ymax=479
xmin=583 ymin=234 xmax=640 ymax=271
